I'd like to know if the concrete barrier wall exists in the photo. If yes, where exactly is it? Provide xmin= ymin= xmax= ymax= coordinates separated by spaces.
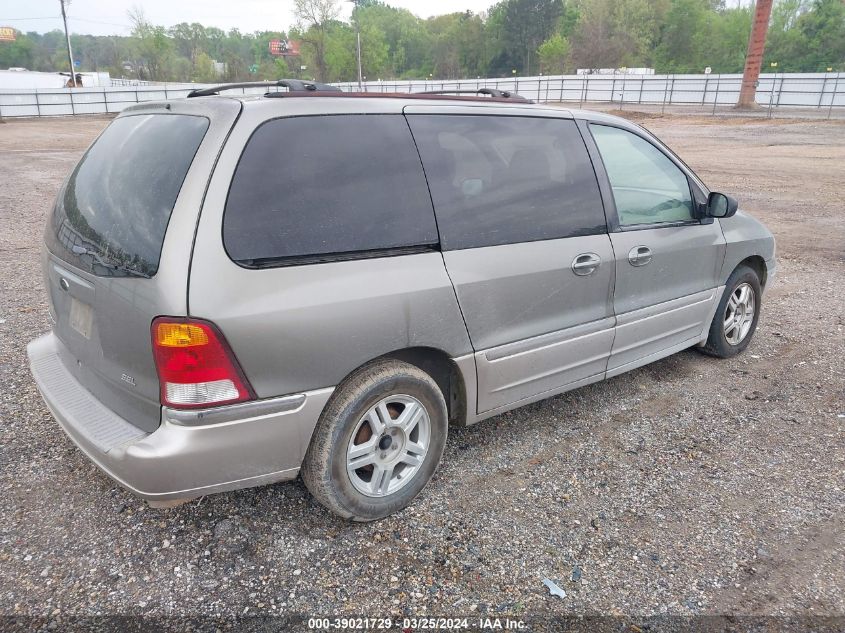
xmin=0 ymin=73 xmax=842 ymax=118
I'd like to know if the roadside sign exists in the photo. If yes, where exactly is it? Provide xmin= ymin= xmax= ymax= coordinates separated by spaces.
xmin=0 ymin=26 xmax=16 ymax=41
xmin=704 ymin=66 xmax=712 ymax=75
xmin=269 ymin=39 xmax=301 ymax=57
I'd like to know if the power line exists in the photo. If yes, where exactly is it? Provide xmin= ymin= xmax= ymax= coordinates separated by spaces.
xmin=70 ymin=17 xmax=132 ymax=28
xmin=0 ymin=16 xmax=131 ymax=28
xmin=0 ymin=17 xmax=60 ymax=21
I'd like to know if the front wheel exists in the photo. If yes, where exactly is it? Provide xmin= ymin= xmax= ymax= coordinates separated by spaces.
xmin=700 ymin=265 xmax=762 ymax=358
xmin=301 ymin=359 xmax=448 ymax=521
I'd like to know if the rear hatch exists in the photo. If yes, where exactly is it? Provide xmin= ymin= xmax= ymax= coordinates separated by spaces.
xmin=42 ymin=98 xmax=241 ymax=432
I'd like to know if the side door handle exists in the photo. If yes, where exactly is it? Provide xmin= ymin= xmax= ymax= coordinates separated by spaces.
xmin=571 ymin=252 xmax=601 ymax=276
xmin=628 ymin=246 xmax=652 ymax=267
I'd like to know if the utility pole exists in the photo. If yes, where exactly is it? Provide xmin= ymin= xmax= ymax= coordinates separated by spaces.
xmin=356 ymin=27 xmax=363 ymax=90
xmin=737 ymin=0 xmax=774 ymax=108
xmin=59 ymin=0 xmax=76 ymax=87
xmin=348 ymin=0 xmax=363 ymax=91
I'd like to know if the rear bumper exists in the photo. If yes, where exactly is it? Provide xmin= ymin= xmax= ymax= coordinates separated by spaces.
xmin=27 ymin=332 xmax=333 ymax=502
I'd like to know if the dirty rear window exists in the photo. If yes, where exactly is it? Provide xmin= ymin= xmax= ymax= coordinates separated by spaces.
xmin=46 ymin=114 xmax=209 ymax=277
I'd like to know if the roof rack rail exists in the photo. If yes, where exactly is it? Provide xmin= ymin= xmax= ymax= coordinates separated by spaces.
xmin=187 ymin=79 xmax=342 ymax=98
xmin=417 ymin=88 xmax=533 ymax=103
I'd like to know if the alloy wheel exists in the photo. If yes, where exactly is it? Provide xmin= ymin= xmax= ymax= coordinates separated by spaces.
xmin=723 ymin=282 xmax=756 ymax=345
xmin=346 ymin=395 xmax=431 ymax=497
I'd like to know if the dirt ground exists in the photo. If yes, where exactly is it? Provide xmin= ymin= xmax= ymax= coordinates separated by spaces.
xmin=0 ymin=112 xmax=843 ymax=629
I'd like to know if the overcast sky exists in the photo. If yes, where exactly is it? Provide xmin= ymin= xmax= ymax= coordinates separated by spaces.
xmin=1 ymin=0 xmax=496 ymax=36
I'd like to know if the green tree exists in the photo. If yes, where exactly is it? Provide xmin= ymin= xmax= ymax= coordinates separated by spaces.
xmin=569 ymin=0 xmax=627 ymax=69
xmin=127 ymin=7 xmax=174 ymax=80
xmin=3 ymin=0 xmax=841 ymax=84
xmin=294 ymin=0 xmax=341 ymax=81
xmin=169 ymin=23 xmax=207 ymax=69
xmin=324 ymin=23 xmax=356 ymax=80
xmin=557 ymin=1 xmax=581 ymax=37
xmin=427 ymin=13 xmax=479 ymax=78
xmin=615 ymin=0 xmax=666 ymax=67
xmin=791 ymin=0 xmax=845 ymax=70
xmin=538 ymin=32 xmax=570 ymax=73
xmin=653 ymin=0 xmax=710 ymax=73
xmin=502 ymin=0 xmax=563 ymax=74
xmin=0 ymin=31 xmax=36 ymax=69
xmin=192 ymin=52 xmax=217 ymax=82
xmin=703 ymin=6 xmax=752 ymax=73
xmin=355 ymin=2 xmax=429 ymax=77
xmin=199 ymin=27 xmax=223 ymax=62
xmin=485 ymin=3 xmax=521 ymax=76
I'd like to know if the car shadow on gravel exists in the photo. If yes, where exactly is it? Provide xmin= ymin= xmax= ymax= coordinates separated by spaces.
xmin=133 ymin=346 xmax=708 ymax=531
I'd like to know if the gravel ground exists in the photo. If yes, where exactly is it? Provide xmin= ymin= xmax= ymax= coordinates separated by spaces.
xmin=0 ymin=113 xmax=843 ymax=630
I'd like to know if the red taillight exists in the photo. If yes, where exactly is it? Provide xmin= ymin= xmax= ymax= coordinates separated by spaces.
xmin=151 ymin=317 xmax=254 ymax=409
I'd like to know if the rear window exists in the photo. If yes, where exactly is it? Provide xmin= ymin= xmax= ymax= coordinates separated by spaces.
xmin=47 ymin=114 xmax=209 ymax=277
xmin=223 ymin=114 xmax=438 ymax=266
xmin=406 ymin=115 xmax=606 ymax=250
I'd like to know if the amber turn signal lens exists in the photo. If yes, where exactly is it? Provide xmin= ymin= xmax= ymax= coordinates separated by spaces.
xmin=155 ymin=322 xmax=209 ymax=347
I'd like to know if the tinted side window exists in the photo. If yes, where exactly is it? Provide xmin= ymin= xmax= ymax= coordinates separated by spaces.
xmin=406 ymin=115 xmax=606 ymax=250
xmin=224 ymin=115 xmax=438 ymax=264
xmin=590 ymin=124 xmax=694 ymax=227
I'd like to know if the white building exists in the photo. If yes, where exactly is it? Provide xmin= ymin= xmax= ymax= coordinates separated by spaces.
xmin=0 ymin=69 xmax=112 ymax=89
xmin=576 ymin=68 xmax=655 ymax=75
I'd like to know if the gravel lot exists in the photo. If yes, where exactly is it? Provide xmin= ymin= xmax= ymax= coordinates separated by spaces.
xmin=0 ymin=113 xmax=843 ymax=629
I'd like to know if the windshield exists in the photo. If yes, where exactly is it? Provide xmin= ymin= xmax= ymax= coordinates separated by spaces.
xmin=46 ymin=113 xmax=209 ymax=277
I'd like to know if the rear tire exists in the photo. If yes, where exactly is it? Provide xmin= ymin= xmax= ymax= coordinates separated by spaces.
xmin=301 ymin=359 xmax=448 ymax=521
xmin=700 ymin=265 xmax=762 ymax=358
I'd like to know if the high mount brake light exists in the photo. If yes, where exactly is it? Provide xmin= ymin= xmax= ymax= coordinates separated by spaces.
xmin=151 ymin=317 xmax=254 ymax=409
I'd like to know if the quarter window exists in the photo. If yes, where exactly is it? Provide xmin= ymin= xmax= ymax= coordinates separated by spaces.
xmin=407 ymin=115 xmax=606 ymax=250
xmin=223 ymin=115 xmax=438 ymax=264
xmin=590 ymin=124 xmax=695 ymax=227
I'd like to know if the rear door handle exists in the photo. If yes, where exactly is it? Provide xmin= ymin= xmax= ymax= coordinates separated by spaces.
xmin=571 ymin=252 xmax=601 ymax=276
xmin=628 ymin=246 xmax=652 ymax=267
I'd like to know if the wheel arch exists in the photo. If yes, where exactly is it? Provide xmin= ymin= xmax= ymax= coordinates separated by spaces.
xmin=734 ymin=254 xmax=768 ymax=288
xmin=325 ymin=346 xmax=470 ymax=427
xmin=379 ymin=346 xmax=469 ymax=427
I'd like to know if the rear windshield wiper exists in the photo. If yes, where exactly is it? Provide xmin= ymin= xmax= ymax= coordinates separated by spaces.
xmin=70 ymin=245 xmax=152 ymax=279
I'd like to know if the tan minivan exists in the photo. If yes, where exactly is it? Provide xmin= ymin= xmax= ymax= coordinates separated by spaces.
xmin=29 ymin=80 xmax=775 ymax=520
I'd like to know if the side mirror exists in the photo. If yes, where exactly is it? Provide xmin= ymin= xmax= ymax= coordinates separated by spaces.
xmin=706 ymin=192 xmax=738 ymax=218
